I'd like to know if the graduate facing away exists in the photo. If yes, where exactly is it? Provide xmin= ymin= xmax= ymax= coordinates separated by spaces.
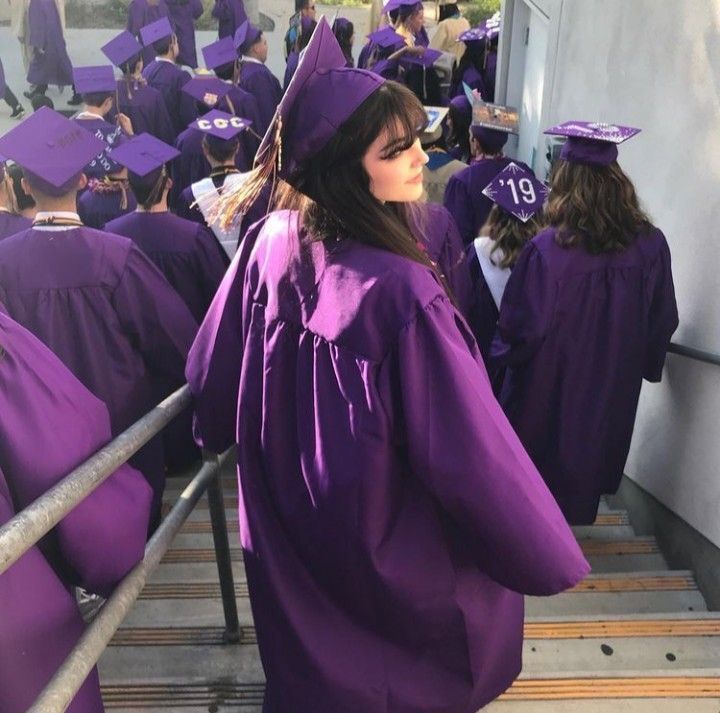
xmin=187 ymin=18 xmax=589 ymax=713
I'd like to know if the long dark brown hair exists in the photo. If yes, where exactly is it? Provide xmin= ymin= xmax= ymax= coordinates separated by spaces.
xmin=545 ymin=160 xmax=651 ymax=253
xmin=482 ymin=204 xmax=541 ymax=269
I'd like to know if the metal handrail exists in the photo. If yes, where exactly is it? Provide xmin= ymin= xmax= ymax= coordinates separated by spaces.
xmin=0 ymin=385 xmax=192 ymax=576
xmin=27 ymin=447 xmax=235 ymax=713
xmin=668 ymin=342 xmax=720 ymax=368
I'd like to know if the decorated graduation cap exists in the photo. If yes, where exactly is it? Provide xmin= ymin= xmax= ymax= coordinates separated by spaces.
xmin=484 ymin=12 xmax=501 ymax=40
xmin=193 ymin=109 xmax=252 ymax=140
xmin=544 ymin=121 xmax=640 ymax=166
xmin=73 ymin=65 xmax=116 ymax=95
xmin=465 ymin=84 xmax=519 ymax=153
xmin=234 ymin=20 xmax=262 ymax=54
xmin=101 ymin=30 xmax=143 ymax=67
xmin=0 ymin=107 xmax=106 ymax=196
xmin=139 ymin=16 xmax=173 ymax=46
xmin=481 ymin=162 xmax=548 ymax=222
xmin=181 ymin=75 xmax=232 ymax=106
xmin=458 ymin=26 xmax=487 ymax=44
xmin=202 ymin=37 xmax=238 ymax=71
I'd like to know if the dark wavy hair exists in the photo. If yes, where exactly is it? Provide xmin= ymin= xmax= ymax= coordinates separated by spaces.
xmin=482 ymin=204 xmax=541 ymax=269
xmin=545 ymin=160 xmax=651 ymax=253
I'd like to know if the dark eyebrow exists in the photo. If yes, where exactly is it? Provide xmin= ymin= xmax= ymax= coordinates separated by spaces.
xmin=380 ymin=135 xmax=414 ymax=157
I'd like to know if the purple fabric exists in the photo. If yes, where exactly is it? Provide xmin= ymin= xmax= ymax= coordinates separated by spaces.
xmin=481 ymin=161 xmax=547 ymax=222
xmin=490 ymin=227 xmax=679 ymax=524
xmin=116 ymin=79 xmax=176 ymax=145
xmin=0 ymin=311 xmax=151 ymax=713
xmin=450 ymin=66 xmax=485 ymax=101
xmin=545 ymin=122 xmax=640 ymax=167
xmin=71 ymin=116 xmax=128 ymax=179
xmin=283 ymin=50 xmax=299 ymax=91
xmin=357 ymin=40 xmax=372 ymax=69
xmin=0 ymin=226 xmax=198 ymax=521
xmin=482 ymin=50 xmax=497 ymax=102
xmin=186 ymin=210 xmax=589 ymax=711
xmin=0 ymin=213 xmax=32 ymax=241
xmin=443 ymin=157 xmax=531 ymax=246
xmin=465 ymin=245 xmax=500 ymax=363
xmin=561 ymin=138 xmax=618 ymax=166
xmin=237 ymin=61 xmax=283 ymax=137
xmin=26 ymin=0 xmax=73 ymax=87
xmin=143 ymin=59 xmax=198 ymax=137
xmin=167 ymin=0 xmax=203 ymax=68
xmin=77 ymin=182 xmax=138 ymax=229
xmin=213 ymin=0 xmax=248 ymax=40
xmin=127 ymin=0 xmax=171 ymax=65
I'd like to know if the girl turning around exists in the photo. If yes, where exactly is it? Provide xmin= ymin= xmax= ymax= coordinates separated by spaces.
xmin=187 ymin=19 xmax=589 ymax=713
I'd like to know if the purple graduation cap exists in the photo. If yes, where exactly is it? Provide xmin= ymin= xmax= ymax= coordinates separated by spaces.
xmin=481 ymin=162 xmax=548 ymax=222
xmin=181 ymin=76 xmax=232 ymax=106
xmin=109 ymin=132 xmax=179 ymax=194
xmin=262 ymin=16 xmax=384 ymax=181
xmin=401 ymin=47 xmax=442 ymax=68
xmin=0 ymin=107 xmax=106 ymax=196
xmin=73 ymin=65 xmax=117 ymax=95
xmin=544 ymin=120 xmax=641 ymax=166
xmin=202 ymin=37 xmax=238 ymax=71
xmin=193 ymin=109 xmax=252 ymax=139
xmin=139 ymin=17 xmax=174 ymax=47
xmin=234 ymin=20 xmax=262 ymax=54
xmin=483 ymin=13 xmax=501 ymax=40
xmin=458 ymin=26 xmax=487 ymax=44
xmin=367 ymin=26 xmax=405 ymax=50
xmin=101 ymin=30 xmax=143 ymax=68
xmin=383 ymin=0 xmax=420 ymax=13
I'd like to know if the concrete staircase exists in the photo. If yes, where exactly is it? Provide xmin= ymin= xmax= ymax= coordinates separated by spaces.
xmin=98 ymin=463 xmax=720 ymax=711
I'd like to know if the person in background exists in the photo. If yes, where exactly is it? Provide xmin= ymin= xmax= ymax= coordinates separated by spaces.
xmin=0 ymin=56 xmax=26 ymax=119
xmin=361 ymin=25 xmax=406 ymax=79
xmin=429 ymin=0 xmax=469 ymax=64
xmin=186 ymin=21 xmax=589 ymax=711
xmin=332 ymin=17 xmax=355 ymax=68
xmin=466 ymin=162 xmax=546 ymax=361
xmin=0 ymin=311 xmax=152 ymax=713
xmin=5 ymin=163 xmax=37 ymax=219
xmin=449 ymin=25 xmax=487 ymax=99
xmin=166 ymin=0 xmax=203 ymax=68
xmin=77 ymin=161 xmax=137 ymax=229
xmin=491 ymin=121 xmax=679 ymax=525
xmin=235 ymin=20 xmax=283 ymax=132
xmin=283 ymin=0 xmax=316 ymax=59
xmin=420 ymin=122 xmax=465 ymax=204
xmin=0 ymin=157 xmax=32 ymax=240
xmin=284 ymin=16 xmax=317 ymax=90
xmin=127 ymin=0 xmax=171 ymax=66
xmin=141 ymin=17 xmax=198 ymax=138
xmin=0 ymin=108 xmax=198 ymax=527
xmin=482 ymin=12 xmax=500 ymax=101
xmin=445 ymin=92 xmax=471 ymax=161
xmin=212 ymin=0 xmax=247 ymax=40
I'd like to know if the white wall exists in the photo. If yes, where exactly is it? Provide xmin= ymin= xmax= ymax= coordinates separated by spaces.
xmin=508 ymin=0 xmax=720 ymax=545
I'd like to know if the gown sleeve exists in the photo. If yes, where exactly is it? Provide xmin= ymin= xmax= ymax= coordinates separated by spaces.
xmin=443 ymin=173 xmax=475 ymax=246
xmin=396 ymin=294 xmax=590 ymax=595
xmin=643 ymin=232 xmax=679 ymax=382
xmin=436 ymin=208 xmax=473 ymax=320
xmin=112 ymin=244 xmax=198 ymax=383
xmin=0 ymin=313 xmax=152 ymax=597
xmin=490 ymin=242 xmax=557 ymax=367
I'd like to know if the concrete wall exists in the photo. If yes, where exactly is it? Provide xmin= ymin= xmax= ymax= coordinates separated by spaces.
xmin=506 ymin=0 xmax=720 ymax=546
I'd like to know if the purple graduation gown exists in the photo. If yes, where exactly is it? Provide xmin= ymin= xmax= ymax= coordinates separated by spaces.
xmin=212 ymin=0 xmax=247 ymax=39
xmin=450 ymin=66 xmax=485 ymax=101
xmin=283 ymin=50 xmax=299 ymax=91
xmin=166 ymin=0 xmax=203 ymax=69
xmin=491 ymin=226 xmax=679 ymax=524
xmin=71 ymin=116 xmax=128 ymax=179
xmin=0 ymin=226 xmax=198 ymax=522
xmin=0 ymin=212 xmax=32 ymax=241
xmin=77 ymin=180 xmax=137 ymax=229
xmin=116 ymin=79 xmax=176 ymax=146
xmin=186 ymin=210 xmax=590 ymax=712
xmin=0 ymin=311 xmax=151 ymax=713
xmin=142 ymin=58 xmax=198 ymax=137
xmin=126 ymin=0 xmax=171 ymax=65
xmin=444 ymin=157 xmax=532 ymax=246
xmin=237 ymin=61 xmax=282 ymax=137
xmin=26 ymin=0 xmax=73 ymax=88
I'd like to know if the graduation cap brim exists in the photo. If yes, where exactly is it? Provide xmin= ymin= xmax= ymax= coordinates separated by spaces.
xmin=73 ymin=65 xmax=117 ymax=95
xmin=181 ymin=76 xmax=232 ymax=104
xmin=108 ymin=132 xmax=180 ymax=177
xmin=194 ymin=109 xmax=252 ymax=139
xmin=401 ymin=48 xmax=443 ymax=68
xmin=544 ymin=121 xmax=641 ymax=144
xmin=101 ymin=31 xmax=143 ymax=67
xmin=139 ymin=17 xmax=174 ymax=46
xmin=202 ymin=37 xmax=238 ymax=71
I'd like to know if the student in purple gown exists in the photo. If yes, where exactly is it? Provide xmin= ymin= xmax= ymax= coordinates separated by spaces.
xmin=0 ymin=159 xmax=33 ymax=240
xmin=140 ymin=18 xmax=198 ymax=138
xmin=165 ymin=0 xmax=203 ymax=68
xmin=332 ymin=17 xmax=355 ymax=68
xmin=235 ymin=21 xmax=283 ymax=134
xmin=0 ymin=310 xmax=152 ymax=713
xmin=127 ymin=0 xmax=171 ymax=66
xmin=212 ymin=0 xmax=247 ymax=40
xmin=175 ymin=110 xmax=254 ymax=258
xmin=481 ymin=14 xmax=500 ymax=101
xmin=186 ymin=20 xmax=589 ymax=712
xmin=444 ymin=116 xmax=530 ymax=246
xmin=446 ymin=92 xmax=471 ymax=161
xmin=0 ymin=57 xmax=26 ymax=119
xmin=77 ymin=164 xmax=138 ymax=229
xmin=449 ymin=26 xmax=487 ymax=100
xmin=283 ymin=0 xmax=316 ymax=60
xmin=0 ymin=108 xmax=198 ymax=525
xmin=362 ymin=25 xmax=406 ymax=80
xmin=466 ymin=162 xmax=546 ymax=361
xmin=284 ymin=17 xmax=317 ymax=90
xmin=491 ymin=122 xmax=679 ymax=525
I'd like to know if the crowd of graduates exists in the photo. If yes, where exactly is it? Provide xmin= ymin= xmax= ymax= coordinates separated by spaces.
xmin=0 ymin=3 xmax=679 ymax=713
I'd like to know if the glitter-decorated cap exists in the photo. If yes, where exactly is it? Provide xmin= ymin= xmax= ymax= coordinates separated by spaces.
xmin=458 ymin=26 xmax=487 ymax=44
xmin=202 ymin=37 xmax=238 ymax=71
xmin=181 ymin=76 xmax=232 ymax=106
xmin=481 ymin=162 xmax=548 ymax=222
xmin=139 ymin=17 xmax=174 ymax=46
xmin=192 ymin=109 xmax=252 ymax=139
xmin=73 ymin=65 xmax=117 ymax=95
xmin=109 ymin=132 xmax=180 ymax=177
xmin=544 ymin=120 xmax=641 ymax=166
xmin=101 ymin=30 xmax=143 ymax=67
xmin=0 ymin=108 xmax=106 ymax=195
